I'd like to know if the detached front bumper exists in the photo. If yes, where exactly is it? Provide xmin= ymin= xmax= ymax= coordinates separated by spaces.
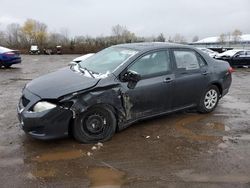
xmin=17 ymin=89 xmax=72 ymax=140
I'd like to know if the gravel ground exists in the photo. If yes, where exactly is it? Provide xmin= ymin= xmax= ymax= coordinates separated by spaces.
xmin=0 ymin=55 xmax=250 ymax=188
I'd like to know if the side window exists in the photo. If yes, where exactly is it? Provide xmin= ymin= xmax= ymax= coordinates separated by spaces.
xmin=236 ymin=51 xmax=246 ymax=57
xmin=173 ymin=50 xmax=200 ymax=71
xmin=128 ymin=51 xmax=171 ymax=77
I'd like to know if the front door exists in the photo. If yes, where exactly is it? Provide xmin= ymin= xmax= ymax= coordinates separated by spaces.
xmin=120 ymin=50 xmax=174 ymax=120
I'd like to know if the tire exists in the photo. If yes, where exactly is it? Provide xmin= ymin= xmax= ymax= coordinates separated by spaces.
xmin=73 ymin=106 xmax=116 ymax=143
xmin=4 ymin=64 xmax=11 ymax=68
xmin=197 ymin=85 xmax=219 ymax=113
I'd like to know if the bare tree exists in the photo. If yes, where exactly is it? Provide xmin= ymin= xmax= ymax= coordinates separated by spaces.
xmin=0 ymin=31 xmax=7 ymax=46
xmin=232 ymin=29 xmax=242 ymax=43
xmin=111 ymin=24 xmax=136 ymax=43
xmin=5 ymin=23 xmax=21 ymax=47
xmin=60 ymin=28 xmax=70 ymax=46
xmin=156 ymin=33 xmax=165 ymax=42
xmin=192 ymin=35 xmax=199 ymax=42
xmin=173 ymin=34 xmax=186 ymax=43
xmin=112 ymin=24 xmax=127 ymax=37
xmin=21 ymin=19 xmax=48 ymax=47
xmin=218 ymin=33 xmax=226 ymax=45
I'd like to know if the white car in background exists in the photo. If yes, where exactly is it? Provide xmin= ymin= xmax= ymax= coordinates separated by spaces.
xmin=198 ymin=48 xmax=218 ymax=58
xmin=215 ymin=49 xmax=243 ymax=59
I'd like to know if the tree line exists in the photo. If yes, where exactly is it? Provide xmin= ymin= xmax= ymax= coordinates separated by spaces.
xmin=0 ymin=19 xmax=191 ymax=54
xmin=0 ymin=18 xmax=243 ymax=54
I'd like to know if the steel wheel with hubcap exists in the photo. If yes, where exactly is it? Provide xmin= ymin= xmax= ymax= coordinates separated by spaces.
xmin=73 ymin=106 xmax=116 ymax=143
xmin=198 ymin=85 xmax=220 ymax=113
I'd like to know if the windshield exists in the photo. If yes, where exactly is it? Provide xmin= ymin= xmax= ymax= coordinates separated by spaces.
xmin=79 ymin=47 xmax=138 ymax=75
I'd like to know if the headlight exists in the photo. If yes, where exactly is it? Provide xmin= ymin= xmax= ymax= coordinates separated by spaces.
xmin=33 ymin=101 xmax=57 ymax=113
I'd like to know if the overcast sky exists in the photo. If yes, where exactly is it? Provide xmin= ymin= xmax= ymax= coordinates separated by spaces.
xmin=0 ymin=0 xmax=249 ymax=41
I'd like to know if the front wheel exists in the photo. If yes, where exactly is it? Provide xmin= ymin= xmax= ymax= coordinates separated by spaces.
xmin=197 ymin=85 xmax=219 ymax=113
xmin=73 ymin=106 xmax=116 ymax=143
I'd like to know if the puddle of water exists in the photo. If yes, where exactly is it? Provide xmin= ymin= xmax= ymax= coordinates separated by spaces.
xmin=32 ymin=149 xmax=85 ymax=162
xmin=176 ymin=169 xmax=250 ymax=183
xmin=0 ymin=158 xmax=23 ymax=167
xmin=174 ymin=115 xmax=220 ymax=142
xmin=205 ymin=122 xmax=230 ymax=131
xmin=87 ymin=166 xmax=126 ymax=188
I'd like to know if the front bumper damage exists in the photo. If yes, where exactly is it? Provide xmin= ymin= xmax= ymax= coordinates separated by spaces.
xmin=17 ymin=89 xmax=72 ymax=140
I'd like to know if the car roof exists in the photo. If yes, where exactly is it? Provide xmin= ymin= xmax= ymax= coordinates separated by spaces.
xmin=115 ymin=42 xmax=192 ymax=52
xmin=0 ymin=46 xmax=12 ymax=53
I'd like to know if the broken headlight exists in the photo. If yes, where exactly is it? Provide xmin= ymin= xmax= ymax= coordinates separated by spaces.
xmin=33 ymin=101 xmax=57 ymax=113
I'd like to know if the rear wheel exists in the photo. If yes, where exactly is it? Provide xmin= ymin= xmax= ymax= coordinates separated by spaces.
xmin=198 ymin=85 xmax=219 ymax=113
xmin=73 ymin=106 xmax=116 ymax=143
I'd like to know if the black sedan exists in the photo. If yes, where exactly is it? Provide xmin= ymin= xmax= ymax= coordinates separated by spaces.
xmin=17 ymin=43 xmax=232 ymax=143
xmin=215 ymin=49 xmax=250 ymax=67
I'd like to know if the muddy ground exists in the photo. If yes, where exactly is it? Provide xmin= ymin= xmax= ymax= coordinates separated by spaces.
xmin=0 ymin=55 xmax=250 ymax=188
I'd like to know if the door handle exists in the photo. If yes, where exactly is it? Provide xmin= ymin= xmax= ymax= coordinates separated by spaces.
xmin=163 ymin=77 xmax=173 ymax=83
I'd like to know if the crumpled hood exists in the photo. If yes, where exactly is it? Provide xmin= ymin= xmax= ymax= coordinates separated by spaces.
xmin=26 ymin=67 xmax=100 ymax=99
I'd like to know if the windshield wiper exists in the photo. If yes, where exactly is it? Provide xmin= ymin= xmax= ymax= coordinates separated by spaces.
xmin=79 ymin=67 xmax=95 ymax=78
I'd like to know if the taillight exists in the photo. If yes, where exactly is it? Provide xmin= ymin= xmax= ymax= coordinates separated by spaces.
xmin=228 ymin=67 xmax=234 ymax=74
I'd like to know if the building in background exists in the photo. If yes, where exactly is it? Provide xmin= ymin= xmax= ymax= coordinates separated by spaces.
xmin=190 ymin=34 xmax=250 ymax=52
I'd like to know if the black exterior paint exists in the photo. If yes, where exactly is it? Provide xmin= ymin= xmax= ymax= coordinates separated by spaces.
xmin=17 ymin=43 xmax=232 ymax=140
xmin=216 ymin=50 xmax=250 ymax=67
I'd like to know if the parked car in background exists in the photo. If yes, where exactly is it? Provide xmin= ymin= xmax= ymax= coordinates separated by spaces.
xmin=29 ymin=45 xmax=40 ymax=55
xmin=17 ymin=43 xmax=232 ymax=143
xmin=71 ymin=53 xmax=95 ymax=64
xmin=0 ymin=46 xmax=21 ymax=68
xmin=215 ymin=49 xmax=250 ymax=67
xmin=198 ymin=48 xmax=218 ymax=58
xmin=56 ymin=46 xmax=62 ymax=54
xmin=43 ymin=48 xmax=54 ymax=55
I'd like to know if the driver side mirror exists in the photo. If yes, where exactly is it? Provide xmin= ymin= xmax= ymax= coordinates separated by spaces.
xmin=122 ymin=70 xmax=141 ymax=83
xmin=122 ymin=70 xmax=141 ymax=89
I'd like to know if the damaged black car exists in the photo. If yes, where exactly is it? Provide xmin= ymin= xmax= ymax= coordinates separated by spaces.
xmin=17 ymin=43 xmax=232 ymax=143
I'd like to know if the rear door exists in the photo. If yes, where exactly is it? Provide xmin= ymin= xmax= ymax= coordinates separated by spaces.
xmin=171 ymin=48 xmax=210 ymax=109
